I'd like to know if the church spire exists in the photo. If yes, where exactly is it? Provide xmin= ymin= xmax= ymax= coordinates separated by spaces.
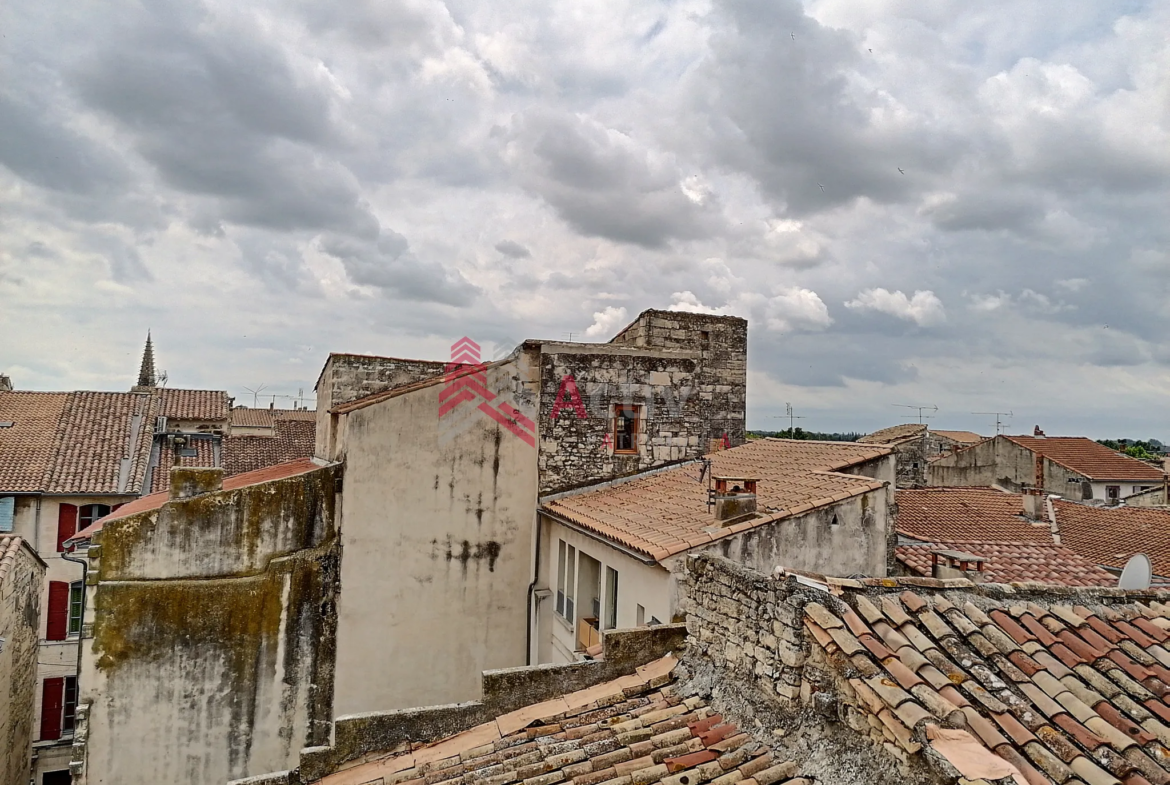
xmin=136 ymin=332 xmax=157 ymax=389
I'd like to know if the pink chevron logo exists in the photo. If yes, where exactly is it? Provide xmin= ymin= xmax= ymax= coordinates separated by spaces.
xmin=439 ymin=337 xmax=535 ymax=448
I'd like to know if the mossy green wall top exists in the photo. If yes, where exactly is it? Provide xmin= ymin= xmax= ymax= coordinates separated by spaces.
xmin=97 ymin=464 xmax=339 ymax=581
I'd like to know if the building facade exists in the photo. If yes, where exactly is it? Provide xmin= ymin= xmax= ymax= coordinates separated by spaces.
xmin=535 ymin=439 xmax=895 ymax=664
xmin=927 ymin=432 xmax=1166 ymax=502
xmin=0 ymin=535 xmax=47 ymax=785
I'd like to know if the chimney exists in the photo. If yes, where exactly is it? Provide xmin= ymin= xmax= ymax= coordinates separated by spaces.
xmin=170 ymin=466 xmax=224 ymax=500
xmin=0 ymin=374 xmax=11 ymax=392
xmin=1022 ymin=489 xmax=1045 ymax=521
xmin=1033 ymin=453 xmax=1045 ymax=495
xmin=930 ymin=549 xmax=986 ymax=583
xmin=712 ymin=476 xmax=758 ymax=524
xmin=1033 ymin=425 xmax=1046 ymax=438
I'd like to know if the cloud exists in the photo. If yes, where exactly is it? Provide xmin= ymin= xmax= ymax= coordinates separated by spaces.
xmin=669 ymin=287 xmax=832 ymax=333
xmin=494 ymin=240 xmax=531 ymax=258
xmin=318 ymin=230 xmax=479 ymax=305
xmin=504 ymin=109 xmax=721 ymax=247
xmin=845 ymin=289 xmax=946 ymax=326
xmin=584 ymin=306 xmax=628 ymax=337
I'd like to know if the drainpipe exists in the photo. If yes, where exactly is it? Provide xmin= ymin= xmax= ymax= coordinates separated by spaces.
xmin=61 ymin=548 xmax=88 ymax=694
xmin=525 ymin=508 xmax=542 ymax=665
xmin=34 ymin=495 xmax=42 ymax=552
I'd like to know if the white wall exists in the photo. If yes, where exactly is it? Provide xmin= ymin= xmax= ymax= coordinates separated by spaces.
xmin=332 ymin=361 xmax=539 ymax=714
xmin=536 ymin=517 xmax=673 ymax=665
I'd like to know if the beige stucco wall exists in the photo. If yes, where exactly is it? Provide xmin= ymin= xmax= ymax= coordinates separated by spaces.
xmin=0 ymin=539 xmax=44 ymax=785
xmin=332 ymin=360 xmax=539 ymax=715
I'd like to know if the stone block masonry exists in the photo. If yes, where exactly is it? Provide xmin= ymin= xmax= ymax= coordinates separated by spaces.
xmin=537 ymin=311 xmax=747 ymax=495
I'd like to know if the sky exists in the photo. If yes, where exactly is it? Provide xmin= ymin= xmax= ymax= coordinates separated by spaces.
xmin=2 ymin=0 xmax=1168 ymax=439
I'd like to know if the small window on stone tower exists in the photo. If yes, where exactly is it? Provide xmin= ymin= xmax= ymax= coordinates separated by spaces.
xmin=613 ymin=404 xmax=640 ymax=454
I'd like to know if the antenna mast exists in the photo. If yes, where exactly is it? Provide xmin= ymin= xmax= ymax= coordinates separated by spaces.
xmin=972 ymin=410 xmax=1014 ymax=435
xmin=772 ymin=403 xmax=807 ymax=438
xmin=893 ymin=404 xmax=938 ymax=424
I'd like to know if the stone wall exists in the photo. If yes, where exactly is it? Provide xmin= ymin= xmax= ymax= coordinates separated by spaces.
xmin=0 ymin=537 xmax=44 ymax=785
xmin=927 ymin=437 xmax=1090 ymax=499
xmin=75 ymin=464 xmax=341 ymax=785
xmin=536 ymin=310 xmax=747 ymax=494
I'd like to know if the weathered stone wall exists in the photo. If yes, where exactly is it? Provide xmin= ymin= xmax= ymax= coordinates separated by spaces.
xmin=536 ymin=310 xmax=747 ymax=494
xmin=927 ymin=437 xmax=1089 ymax=499
xmin=678 ymin=555 xmax=940 ymax=784
xmin=0 ymin=538 xmax=44 ymax=785
xmin=76 ymin=464 xmax=341 ymax=785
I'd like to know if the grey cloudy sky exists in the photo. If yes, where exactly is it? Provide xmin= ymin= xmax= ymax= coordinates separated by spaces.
xmin=2 ymin=0 xmax=1168 ymax=438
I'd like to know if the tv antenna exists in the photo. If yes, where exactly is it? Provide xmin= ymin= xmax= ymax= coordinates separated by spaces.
xmin=893 ymin=404 xmax=937 ymax=424
xmin=772 ymin=402 xmax=807 ymax=438
xmin=973 ymin=410 xmax=1013 ymax=435
xmin=243 ymin=384 xmax=267 ymax=408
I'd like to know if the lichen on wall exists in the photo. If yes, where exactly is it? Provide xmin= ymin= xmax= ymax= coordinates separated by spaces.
xmin=81 ymin=464 xmax=340 ymax=785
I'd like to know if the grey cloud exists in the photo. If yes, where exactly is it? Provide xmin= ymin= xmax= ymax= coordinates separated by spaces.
xmin=495 ymin=240 xmax=531 ymax=258
xmin=0 ymin=92 xmax=130 ymax=196
xmin=319 ymin=230 xmax=480 ymax=306
xmin=507 ymin=110 xmax=721 ymax=248
xmin=922 ymin=191 xmax=1046 ymax=234
xmin=692 ymin=0 xmax=959 ymax=215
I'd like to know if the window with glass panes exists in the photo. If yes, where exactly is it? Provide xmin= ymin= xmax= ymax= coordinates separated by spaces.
xmin=68 ymin=582 xmax=84 ymax=635
xmin=556 ymin=540 xmax=576 ymax=620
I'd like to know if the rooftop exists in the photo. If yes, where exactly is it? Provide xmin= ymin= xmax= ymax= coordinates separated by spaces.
xmin=858 ymin=423 xmax=927 ymax=445
xmin=306 ymin=655 xmax=800 ymax=785
xmin=158 ymin=388 xmax=231 ymax=422
xmin=932 ymin=430 xmax=985 ymax=445
xmin=896 ymin=540 xmax=1117 ymax=587
xmin=897 ymin=486 xmax=1170 ymax=580
xmin=1005 ymin=435 xmax=1166 ymax=481
xmin=802 ymin=573 xmax=1170 ymax=785
xmin=896 ymin=487 xmax=1053 ymax=544
xmin=542 ymin=438 xmax=891 ymax=562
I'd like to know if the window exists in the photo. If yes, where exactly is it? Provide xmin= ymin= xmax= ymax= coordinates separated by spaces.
xmin=63 ymin=676 xmax=78 ymax=733
xmin=38 ymin=676 xmax=77 ymax=741
xmin=79 ymin=504 xmax=111 ymax=530
xmin=1107 ymin=485 xmax=1121 ymax=501
xmin=636 ymin=604 xmax=645 ymax=627
xmin=604 ymin=567 xmax=619 ymax=630
xmin=43 ymin=772 xmax=72 ymax=785
xmin=613 ymin=405 xmax=640 ymax=454
xmin=0 ymin=495 xmax=13 ymax=533
xmin=556 ymin=541 xmax=576 ymax=620
xmin=68 ymin=582 xmax=84 ymax=635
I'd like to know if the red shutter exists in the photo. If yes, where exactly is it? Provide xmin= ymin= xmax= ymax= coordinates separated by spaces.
xmin=40 ymin=677 xmax=64 ymax=741
xmin=56 ymin=503 xmax=78 ymax=552
xmin=46 ymin=581 xmax=69 ymax=641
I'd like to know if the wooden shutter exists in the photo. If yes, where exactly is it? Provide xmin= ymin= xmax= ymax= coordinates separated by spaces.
xmin=56 ymin=503 xmax=78 ymax=552
xmin=40 ymin=677 xmax=64 ymax=741
xmin=46 ymin=581 xmax=69 ymax=641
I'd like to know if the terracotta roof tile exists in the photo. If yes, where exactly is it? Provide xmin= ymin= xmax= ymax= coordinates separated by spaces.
xmin=1005 ymin=436 xmax=1166 ymax=481
xmin=1053 ymin=502 xmax=1170 ymax=578
xmin=543 ymin=439 xmax=891 ymax=561
xmin=932 ymin=430 xmax=986 ymax=445
xmin=306 ymin=657 xmax=801 ymax=785
xmin=802 ymin=579 xmax=1170 ymax=785
xmin=858 ymin=424 xmax=926 ymax=445
xmin=896 ymin=488 xmax=1053 ymax=543
xmin=158 ymin=388 xmax=230 ymax=421
xmin=897 ymin=541 xmax=1117 ymax=587
xmin=0 ymin=391 xmax=69 ymax=492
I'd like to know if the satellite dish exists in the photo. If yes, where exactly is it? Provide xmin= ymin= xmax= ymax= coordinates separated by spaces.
xmin=1118 ymin=554 xmax=1152 ymax=591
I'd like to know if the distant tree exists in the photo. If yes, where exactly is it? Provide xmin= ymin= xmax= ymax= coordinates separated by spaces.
xmin=1097 ymin=438 xmax=1166 ymax=461
xmin=748 ymin=428 xmax=862 ymax=442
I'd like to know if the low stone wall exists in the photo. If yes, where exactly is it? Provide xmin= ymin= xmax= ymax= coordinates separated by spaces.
xmin=247 ymin=624 xmax=687 ymax=785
